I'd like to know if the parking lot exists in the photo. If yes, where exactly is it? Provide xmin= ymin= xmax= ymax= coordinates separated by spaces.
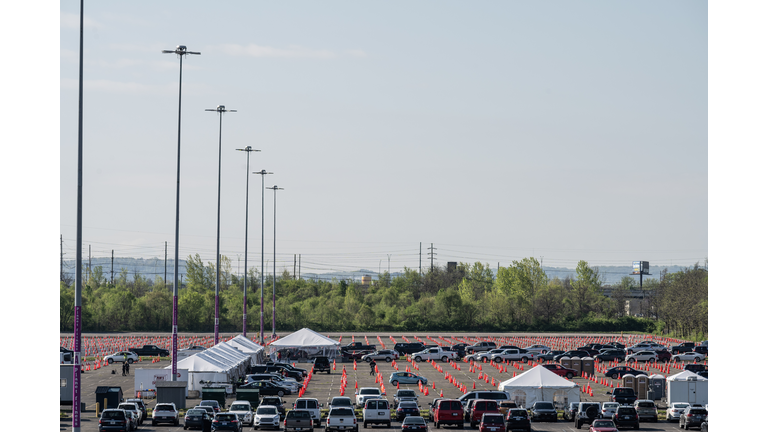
xmin=60 ymin=334 xmax=705 ymax=432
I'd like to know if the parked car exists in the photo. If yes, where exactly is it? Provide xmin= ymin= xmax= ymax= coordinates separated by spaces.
xmin=330 ymin=397 xmax=354 ymax=410
xmin=389 ymin=372 xmax=428 ymax=386
xmin=99 ymin=409 xmax=130 ymax=432
xmin=523 ymin=344 xmax=550 ymax=355
xmin=498 ymin=401 xmax=517 ymax=416
xmin=666 ymin=402 xmax=690 ymax=421
xmin=362 ymin=350 xmax=400 ymax=362
xmin=656 ymin=349 xmax=672 ymax=362
xmin=465 ymin=341 xmax=497 ymax=355
xmin=563 ymin=402 xmax=580 ymax=421
xmin=467 ymin=349 xmax=507 ymax=363
xmin=625 ymin=342 xmax=667 ymax=354
xmin=633 ymin=400 xmax=657 ymax=422
xmin=684 ymin=364 xmax=707 ymax=374
xmin=284 ymin=409 xmax=313 ymax=432
xmin=240 ymin=380 xmax=292 ymax=396
xmin=458 ymin=390 xmax=511 ymax=407
xmin=469 ymin=400 xmax=500 ymax=428
xmin=326 ymin=407 xmax=358 ymax=432
xmin=679 ymin=406 xmax=707 ymax=430
xmin=363 ymin=398 xmax=391 ymax=428
xmin=529 ymin=401 xmax=558 ymax=422
xmin=490 ymin=349 xmax=532 ymax=363
xmin=260 ymin=397 xmax=285 ymax=418
xmin=588 ymin=419 xmax=619 ymax=432
xmin=254 ymin=405 xmax=280 ymax=430
xmin=394 ymin=342 xmax=427 ymax=356
xmin=200 ymin=399 xmax=222 ymax=413
xmin=451 ymin=344 xmax=468 ymax=358
xmin=394 ymin=389 xmax=419 ymax=406
xmin=184 ymin=408 xmax=212 ymax=430
xmin=293 ymin=398 xmax=322 ymax=427
xmin=505 ymin=408 xmax=531 ymax=432
xmin=153 ymin=402 xmax=179 ymax=426
xmin=603 ymin=342 xmax=626 ymax=350
xmin=625 ymin=350 xmax=658 ymax=363
xmin=574 ymin=402 xmax=601 ymax=429
xmin=534 ymin=350 xmax=564 ymax=362
xmin=124 ymin=410 xmax=139 ymax=431
xmin=267 ymin=361 xmax=309 ymax=377
xmin=670 ymin=343 xmax=696 ymax=354
xmin=693 ymin=345 xmax=708 ymax=355
xmin=479 ymin=413 xmax=505 ymax=432
xmin=312 ymin=356 xmax=332 ymax=374
xmin=600 ymin=402 xmax=619 ymax=419
xmin=611 ymin=406 xmax=639 ymax=429
xmin=396 ymin=401 xmax=421 ymax=422
xmin=117 ymin=402 xmax=143 ymax=426
xmin=594 ymin=350 xmax=627 ymax=362
xmin=356 ymin=387 xmax=383 ymax=407
xmin=541 ymin=363 xmax=578 ymax=379
xmin=672 ymin=352 xmax=706 ymax=363
xmin=401 ymin=416 xmax=427 ymax=432
xmin=103 ymin=351 xmax=139 ymax=364
xmin=195 ymin=405 xmax=216 ymax=418
xmin=212 ymin=412 xmax=242 ymax=431
xmin=553 ymin=350 xmax=591 ymax=362
xmin=433 ymin=399 xmax=464 ymax=428
xmin=604 ymin=366 xmax=645 ymax=380
xmin=125 ymin=398 xmax=147 ymax=422
xmin=608 ymin=387 xmax=638 ymax=405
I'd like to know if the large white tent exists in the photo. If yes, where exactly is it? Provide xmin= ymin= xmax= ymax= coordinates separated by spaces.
xmin=666 ymin=370 xmax=708 ymax=407
xmin=166 ymin=341 xmax=253 ymax=391
xmin=497 ymin=365 xmax=581 ymax=409
xmin=224 ymin=335 xmax=265 ymax=365
xmin=267 ymin=328 xmax=340 ymax=360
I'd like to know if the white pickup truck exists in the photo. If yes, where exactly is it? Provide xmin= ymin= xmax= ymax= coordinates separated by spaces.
xmin=409 ymin=347 xmax=458 ymax=363
xmin=489 ymin=349 xmax=533 ymax=363
xmin=326 ymin=407 xmax=358 ymax=432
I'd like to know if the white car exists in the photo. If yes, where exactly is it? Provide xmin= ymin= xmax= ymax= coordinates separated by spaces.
xmin=330 ymin=397 xmax=354 ymax=410
xmin=152 ymin=402 xmax=179 ymax=426
xmin=666 ymin=402 xmax=690 ymax=421
xmin=600 ymin=402 xmax=619 ymax=419
xmin=625 ymin=350 xmax=659 ymax=363
xmin=363 ymin=398 xmax=391 ymax=428
xmin=361 ymin=350 xmax=400 ymax=362
xmin=254 ymin=405 xmax=281 ymax=430
xmin=672 ymin=352 xmax=706 ymax=362
xmin=355 ymin=387 xmax=382 ymax=407
xmin=103 ymin=351 xmax=139 ymax=364
xmin=117 ymin=402 xmax=143 ymax=426
xmin=523 ymin=345 xmax=550 ymax=355
xmin=327 ymin=407 xmax=359 ymax=432
xmin=467 ymin=349 xmax=506 ymax=362
xmin=229 ymin=400 xmax=254 ymax=426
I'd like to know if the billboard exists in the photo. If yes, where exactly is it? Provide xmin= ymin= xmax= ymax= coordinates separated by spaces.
xmin=632 ymin=261 xmax=650 ymax=275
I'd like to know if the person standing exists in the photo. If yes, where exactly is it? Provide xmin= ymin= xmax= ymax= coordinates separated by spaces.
xmin=122 ymin=363 xmax=126 ymax=376
xmin=369 ymin=359 xmax=377 ymax=376
xmin=125 ymin=362 xmax=130 ymax=375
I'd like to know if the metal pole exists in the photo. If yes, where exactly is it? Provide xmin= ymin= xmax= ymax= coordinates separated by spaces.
xmin=73 ymin=1 xmax=84 ymax=428
xmin=237 ymin=147 xmax=260 ymax=337
xmin=253 ymin=170 xmax=272 ymax=344
xmin=269 ymin=185 xmax=283 ymax=339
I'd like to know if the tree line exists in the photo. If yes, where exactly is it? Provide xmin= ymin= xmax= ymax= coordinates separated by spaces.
xmin=59 ymin=255 xmax=707 ymax=340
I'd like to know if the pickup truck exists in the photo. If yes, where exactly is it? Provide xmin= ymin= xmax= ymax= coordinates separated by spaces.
xmin=670 ymin=342 xmax=696 ymax=354
xmin=129 ymin=345 xmax=170 ymax=357
xmin=326 ymin=407 xmax=358 ymax=432
xmin=409 ymin=346 xmax=458 ymax=363
xmin=341 ymin=342 xmax=377 ymax=352
xmin=489 ymin=349 xmax=532 ymax=363
xmin=285 ymin=409 xmax=314 ymax=432
xmin=465 ymin=341 xmax=497 ymax=355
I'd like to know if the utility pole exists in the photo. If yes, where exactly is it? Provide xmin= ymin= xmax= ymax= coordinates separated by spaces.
xmin=298 ymin=255 xmax=301 ymax=280
xmin=111 ymin=250 xmax=114 ymax=285
xmin=60 ymin=235 xmax=64 ymax=282
xmin=294 ymin=254 xmax=296 ymax=280
xmin=419 ymin=242 xmax=422 ymax=275
xmin=428 ymin=243 xmax=436 ymax=272
xmin=164 ymin=241 xmax=168 ymax=288
xmin=88 ymin=245 xmax=91 ymax=283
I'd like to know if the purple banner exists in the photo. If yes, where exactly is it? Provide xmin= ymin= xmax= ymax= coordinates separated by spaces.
xmin=172 ymin=295 xmax=178 ymax=378
xmin=214 ymin=295 xmax=220 ymax=344
xmin=73 ymin=306 xmax=81 ymax=427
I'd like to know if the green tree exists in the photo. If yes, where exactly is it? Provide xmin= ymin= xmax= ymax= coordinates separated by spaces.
xmin=570 ymin=260 xmax=604 ymax=319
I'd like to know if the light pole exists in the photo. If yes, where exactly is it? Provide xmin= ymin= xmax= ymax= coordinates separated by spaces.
xmin=253 ymin=170 xmax=272 ymax=344
xmin=236 ymin=146 xmax=260 ymax=337
xmin=73 ymin=1 xmax=85 ymax=430
xmin=205 ymin=105 xmax=236 ymax=344
xmin=162 ymin=44 xmax=200 ymax=379
xmin=267 ymin=185 xmax=283 ymax=339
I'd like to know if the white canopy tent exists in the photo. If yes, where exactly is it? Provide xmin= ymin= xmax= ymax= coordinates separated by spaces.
xmin=166 ymin=341 xmax=253 ymax=392
xmin=224 ymin=335 xmax=265 ymax=365
xmin=666 ymin=370 xmax=708 ymax=407
xmin=267 ymin=328 xmax=340 ymax=361
xmin=497 ymin=365 xmax=581 ymax=409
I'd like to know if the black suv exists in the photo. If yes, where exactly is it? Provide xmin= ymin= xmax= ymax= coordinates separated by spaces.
xmin=394 ymin=342 xmax=426 ymax=356
xmin=612 ymin=406 xmax=639 ymax=429
xmin=530 ymin=401 xmax=557 ymax=422
xmin=610 ymin=387 xmax=638 ymax=405
xmin=684 ymin=364 xmax=707 ymax=374
xmin=680 ymin=406 xmax=707 ymax=429
xmin=574 ymin=402 xmax=601 ymax=429
xmin=671 ymin=342 xmax=696 ymax=354
xmin=312 ymin=356 xmax=331 ymax=374
xmin=505 ymin=408 xmax=531 ymax=432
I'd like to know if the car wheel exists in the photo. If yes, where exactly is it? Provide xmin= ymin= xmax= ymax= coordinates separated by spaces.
xmin=442 ymin=356 xmax=448 ymax=362
xmin=392 ymin=380 xmax=398 ymax=386
xmin=385 ymin=357 xmax=392 ymax=362
xmin=278 ymin=390 xmax=285 ymax=397
xmin=566 ymin=373 xmax=573 ymax=379
xmin=521 ymin=357 xmax=528 ymax=363
xmin=108 ymin=358 xmax=114 ymax=364
xmin=612 ymin=373 xmax=619 ymax=379
xmin=414 ymin=357 xmax=422 ymax=363
xmin=494 ymin=357 xmax=502 ymax=363
xmin=128 ymin=358 xmax=134 ymax=364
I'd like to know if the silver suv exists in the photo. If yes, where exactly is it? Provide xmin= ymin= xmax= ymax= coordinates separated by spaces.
xmin=633 ymin=399 xmax=658 ymax=422
xmin=152 ymin=402 xmax=179 ymax=426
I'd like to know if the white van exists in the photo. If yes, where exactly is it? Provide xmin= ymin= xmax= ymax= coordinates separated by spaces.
xmin=363 ymin=399 xmax=391 ymax=428
xmin=293 ymin=398 xmax=322 ymax=426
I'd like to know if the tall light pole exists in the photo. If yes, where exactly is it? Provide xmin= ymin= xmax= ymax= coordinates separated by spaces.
xmin=253 ymin=170 xmax=272 ymax=344
xmin=205 ymin=105 xmax=236 ymax=344
xmin=236 ymin=146 xmax=260 ymax=337
xmin=162 ymin=44 xmax=200 ymax=379
xmin=267 ymin=185 xmax=284 ymax=339
xmin=73 ymin=1 xmax=85 ymax=430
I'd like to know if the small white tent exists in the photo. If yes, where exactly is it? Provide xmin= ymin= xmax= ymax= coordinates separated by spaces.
xmin=167 ymin=342 xmax=253 ymax=391
xmin=497 ymin=365 xmax=581 ymax=409
xmin=224 ymin=335 xmax=265 ymax=365
xmin=267 ymin=328 xmax=340 ymax=360
xmin=666 ymin=370 xmax=708 ymax=407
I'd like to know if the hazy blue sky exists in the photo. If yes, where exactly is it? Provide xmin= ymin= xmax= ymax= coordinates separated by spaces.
xmin=58 ymin=1 xmax=709 ymax=276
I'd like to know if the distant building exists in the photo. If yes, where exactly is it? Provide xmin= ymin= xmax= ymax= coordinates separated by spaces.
xmin=361 ymin=275 xmax=372 ymax=286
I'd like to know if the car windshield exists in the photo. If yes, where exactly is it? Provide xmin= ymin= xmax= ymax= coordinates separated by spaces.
xmin=217 ymin=414 xmax=237 ymax=421
xmin=403 ymin=417 xmax=426 ymax=424
xmin=400 ymin=402 xmax=418 ymax=408
xmin=333 ymin=399 xmax=351 ymax=406
xmin=399 ymin=391 xmax=416 ymax=397
xmin=533 ymin=402 xmax=554 ymax=409
xmin=290 ymin=411 xmax=311 ymax=418
xmin=361 ymin=389 xmax=380 ymax=395
xmin=156 ymin=405 xmax=174 ymax=411
xmin=187 ymin=410 xmax=204 ymax=416
xmin=508 ymin=410 xmax=527 ymax=417
xmin=330 ymin=408 xmax=354 ymax=416
xmin=257 ymin=407 xmax=277 ymax=415
xmin=603 ymin=403 xmax=618 ymax=408
xmin=230 ymin=404 xmax=249 ymax=411
xmin=483 ymin=416 xmax=504 ymax=424
xmin=102 ymin=411 xmax=125 ymax=420
xmin=673 ymin=404 xmax=689 ymax=409
xmin=637 ymin=402 xmax=654 ymax=408
xmin=617 ymin=408 xmax=635 ymax=414
xmin=593 ymin=421 xmax=615 ymax=428
xmin=263 ymin=399 xmax=280 ymax=405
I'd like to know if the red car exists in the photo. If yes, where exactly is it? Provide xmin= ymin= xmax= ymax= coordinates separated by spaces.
xmin=433 ymin=399 xmax=464 ymax=428
xmin=542 ymin=363 xmax=578 ymax=379
xmin=470 ymin=400 xmax=499 ymax=428
xmin=655 ymin=349 xmax=672 ymax=362
xmin=479 ymin=413 xmax=505 ymax=432
xmin=589 ymin=419 xmax=619 ymax=432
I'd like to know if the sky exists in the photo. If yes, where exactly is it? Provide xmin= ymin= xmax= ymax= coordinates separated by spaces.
xmin=55 ymin=1 xmax=711 ymax=278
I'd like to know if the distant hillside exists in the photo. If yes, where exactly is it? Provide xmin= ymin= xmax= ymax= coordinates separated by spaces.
xmin=62 ymin=257 xmax=693 ymax=287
